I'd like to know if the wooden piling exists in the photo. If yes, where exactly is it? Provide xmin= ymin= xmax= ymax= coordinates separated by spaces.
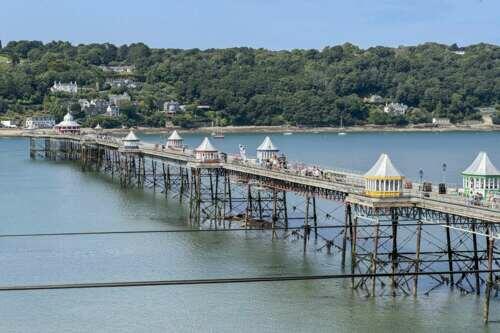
xmin=371 ymin=220 xmax=380 ymax=296
xmin=471 ymin=220 xmax=481 ymax=295
xmin=391 ymin=209 xmax=399 ymax=294
xmin=303 ymin=196 xmax=310 ymax=253
xmin=413 ymin=210 xmax=423 ymax=296
xmin=484 ymin=236 xmax=494 ymax=323
xmin=445 ymin=214 xmax=454 ymax=286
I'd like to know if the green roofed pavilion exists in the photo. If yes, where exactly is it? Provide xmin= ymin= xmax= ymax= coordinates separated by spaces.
xmin=462 ymin=152 xmax=500 ymax=199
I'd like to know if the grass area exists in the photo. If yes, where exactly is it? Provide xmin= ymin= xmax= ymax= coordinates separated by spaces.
xmin=0 ymin=54 xmax=11 ymax=63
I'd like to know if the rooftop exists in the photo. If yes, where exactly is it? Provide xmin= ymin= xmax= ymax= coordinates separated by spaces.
xmin=195 ymin=137 xmax=217 ymax=152
xmin=365 ymin=154 xmax=403 ymax=178
xmin=56 ymin=112 xmax=80 ymax=127
xmin=123 ymin=130 xmax=139 ymax=141
xmin=463 ymin=152 xmax=500 ymax=176
xmin=257 ymin=136 xmax=279 ymax=151
xmin=167 ymin=130 xmax=183 ymax=141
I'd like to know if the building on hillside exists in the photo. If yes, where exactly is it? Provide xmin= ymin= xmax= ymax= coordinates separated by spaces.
xmin=105 ymin=78 xmax=138 ymax=89
xmin=195 ymin=137 xmax=219 ymax=162
xmin=109 ymin=92 xmax=131 ymax=106
xmin=462 ymin=152 xmax=500 ymax=200
xmin=50 ymin=81 xmax=78 ymax=94
xmin=78 ymin=99 xmax=91 ymax=109
xmin=0 ymin=120 xmax=17 ymax=128
xmin=91 ymin=99 xmax=110 ymax=114
xmin=163 ymin=100 xmax=181 ymax=115
xmin=256 ymin=136 xmax=279 ymax=162
xmin=461 ymin=120 xmax=483 ymax=126
xmin=166 ymin=130 xmax=184 ymax=149
xmin=25 ymin=115 xmax=56 ymax=129
xmin=122 ymin=130 xmax=140 ymax=150
xmin=105 ymin=104 xmax=120 ymax=117
xmin=364 ymin=154 xmax=404 ymax=198
xmin=383 ymin=102 xmax=408 ymax=116
xmin=432 ymin=118 xmax=451 ymax=126
xmin=364 ymin=95 xmax=384 ymax=104
xmin=54 ymin=112 xmax=81 ymax=134
xmin=99 ymin=65 xmax=135 ymax=73
xmin=80 ymin=99 xmax=109 ymax=116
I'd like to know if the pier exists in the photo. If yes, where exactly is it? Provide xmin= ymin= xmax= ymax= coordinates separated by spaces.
xmin=25 ymin=132 xmax=500 ymax=323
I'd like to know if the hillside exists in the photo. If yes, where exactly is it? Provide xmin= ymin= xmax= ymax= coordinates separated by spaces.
xmin=0 ymin=41 xmax=498 ymax=128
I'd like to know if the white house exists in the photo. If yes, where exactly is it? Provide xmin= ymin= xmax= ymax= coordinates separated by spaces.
xmin=364 ymin=95 xmax=384 ymax=104
xmin=0 ymin=120 xmax=17 ymax=128
xmin=432 ymin=118 xmax=451 ymax=126
xmin=383 ymin=102 xmax=408 ymax=116
xmin=50 ymin=81 xmax=78 ymax=94
xmin=99 ymin=65 xmax=135 ymax=73
xmin=105 ymin=78 xmax=137 ymax=89
xmin=78 ymin=99 xmax=91 ymax=109
xmin=164 ymin=100 xmax=181 ymax=114
xmin=25 ymin=115 xmax=56 ymax=129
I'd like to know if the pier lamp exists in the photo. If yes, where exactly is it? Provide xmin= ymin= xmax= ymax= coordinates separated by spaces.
xmin=442 ymin=163 xmax=447 ymax=183
xmin=419 ymin=169 xmax=424 ymax=193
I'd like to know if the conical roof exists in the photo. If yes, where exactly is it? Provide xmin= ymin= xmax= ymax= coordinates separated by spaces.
xmin=167 ymin=130 xmax=183 ymax=141
xmin=365 ymin=154 xmax=403 ymax=178
xmin=257 ymin=136 xmax=279 ymax=151
xmin=57 ymin=112 xmax=80 ymax=127
xmin=63 ymin=112 xmax=74 ymax=122
xmin=195 ymin=137 xmax=217 ymax=152
xmin=463 ymin=152 xmax=500 ymax=176
xmin=95 ymin=123 xmax=102 ymax=130
xmin=123 ymin=130 xmax=139 ymax=141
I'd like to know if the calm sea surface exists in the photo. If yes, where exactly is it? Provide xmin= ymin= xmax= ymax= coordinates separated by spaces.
xmin=0 ymin=131 xmax=498 ymax=332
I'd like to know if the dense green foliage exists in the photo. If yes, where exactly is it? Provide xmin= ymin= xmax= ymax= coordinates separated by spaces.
xmin=493 ymin=107 xmax=500 ymax=125
xmin=0 ymin=41 xmax=498 ymax=127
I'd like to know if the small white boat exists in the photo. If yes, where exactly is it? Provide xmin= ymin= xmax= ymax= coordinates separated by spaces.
xmin=211 ymin=121 xmax=224 ymax=139
xmin=283 ymin=132 xmax=293 ymax=136
xmin=338 ymin=115 xmax=347 ymax=136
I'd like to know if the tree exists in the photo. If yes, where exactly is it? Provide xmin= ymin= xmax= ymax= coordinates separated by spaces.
xmin=0 ymin=40 xmax=497 ymax=127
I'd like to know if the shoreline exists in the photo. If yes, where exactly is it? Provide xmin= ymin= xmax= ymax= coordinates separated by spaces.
xmin=1 ymin=124 xmax=499 ymax=137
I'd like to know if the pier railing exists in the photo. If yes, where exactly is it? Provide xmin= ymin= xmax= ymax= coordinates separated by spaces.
xmin=27 ymin=132 xmax=499 ymax=212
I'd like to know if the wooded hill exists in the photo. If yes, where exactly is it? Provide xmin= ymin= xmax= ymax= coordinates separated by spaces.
xmin=0 ymin=41 xmax=498 ymax=127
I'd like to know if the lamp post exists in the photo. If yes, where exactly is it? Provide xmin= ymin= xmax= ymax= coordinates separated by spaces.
xmin=419 ymin=169 xmax=424 ymax=197
xmin=442 ymin=163 xmax=447 ymax=184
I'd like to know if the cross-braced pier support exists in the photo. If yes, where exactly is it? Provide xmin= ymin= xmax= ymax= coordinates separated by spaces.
xmin=28 ymin=135 xmax=500 ymax=323
xmin=188 ymin=169 xmax=289 ymax=233
xmin=342 ymin=202 xmax=499 ymax=321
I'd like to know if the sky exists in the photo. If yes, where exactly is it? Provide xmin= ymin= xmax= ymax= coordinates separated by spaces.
xmin=0 ymin=0 xmax=498 ymax=50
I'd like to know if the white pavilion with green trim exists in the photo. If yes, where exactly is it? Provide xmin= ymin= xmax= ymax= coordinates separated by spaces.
xmin=462 ymin=152 xmax=500 ymax=199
